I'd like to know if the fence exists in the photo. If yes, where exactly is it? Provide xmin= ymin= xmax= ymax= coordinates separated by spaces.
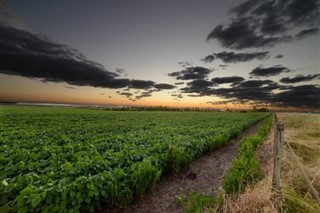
xmin=271 ymin=113 xmax=320 ymax=211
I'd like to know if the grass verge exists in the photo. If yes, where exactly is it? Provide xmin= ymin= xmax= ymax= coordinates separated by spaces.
xmin=222 ymin=115 xmax=273 ymax=194
xmin=214 ymin=113 xmax=320 ymax=213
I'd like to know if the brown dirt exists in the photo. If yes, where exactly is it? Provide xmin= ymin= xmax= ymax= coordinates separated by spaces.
xmin=98 ymin=120 xmax=265 ymax=213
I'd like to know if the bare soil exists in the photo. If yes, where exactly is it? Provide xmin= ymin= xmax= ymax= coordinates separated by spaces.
xmin=98 ymin=120 xmax=265 ymax=213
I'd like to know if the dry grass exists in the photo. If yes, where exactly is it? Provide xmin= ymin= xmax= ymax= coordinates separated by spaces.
xmin=219 ymin=113 xmax=320 ymax=213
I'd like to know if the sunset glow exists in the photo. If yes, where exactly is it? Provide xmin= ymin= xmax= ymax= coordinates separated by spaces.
xmin=1 ymin=0 xmax=319 ymax=110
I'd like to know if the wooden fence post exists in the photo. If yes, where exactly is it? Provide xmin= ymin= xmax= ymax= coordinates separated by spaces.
xmin=272 ymin=115 xmax=284 ymax=211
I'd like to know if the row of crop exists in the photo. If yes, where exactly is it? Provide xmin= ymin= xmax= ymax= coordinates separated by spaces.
xmin=0 ymin=108 xmax=270 ymax=212
xmin=176 ymin=115 xmax=273 ymax=213
xmin=2 ymin=119 xmax=270 ymax=212
xmin=222 ymin=114 xmax=273 ymax=194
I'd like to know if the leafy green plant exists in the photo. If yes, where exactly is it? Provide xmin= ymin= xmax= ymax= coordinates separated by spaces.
xmin=177 ymin=192 xmax=213 ymax=213
xmin=0 ymin=106 xmax=270 ymax=212
xmin=166 ymin=145 xmax=192 ymax=174
xmin=130 ymin=161 xmax=161 ymax=196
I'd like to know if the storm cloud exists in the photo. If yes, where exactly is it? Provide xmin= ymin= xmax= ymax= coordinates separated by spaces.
xmin=249 ymin=65 xmax=290 ymax=77
xmin=211 ymin=76 xmax=245 ymax=84
xmin=271 ymin=85 xmax=320 ymax=108
xmin=154 ymin=83 xmax=176 ymax=90
xmin=0 ymin=25 xmax=175 ymax=93
xmin=129 ymin=80 xmax=155 ymax=89
xmin=0 ymin=25 xmax=130 ymax=88
xmin=296 ymin=28 xmax=319 ymax=40
xmin=181 ymin=79 xmax=214 ymax=94
xmin=168 ymin=66 xmax=213 ymax=80
xmin=275 ymin=55 xmax=284 ymax=59
xmin=178 ymin=61 xmax=193 ymax=68
xmin=118 ymin=92 xmax=133 ymax=98
xmin=203 ymin=51 xmax=269 ymax=63
xmin=280 ymin=74 xmax=320 ymax=84
xmin=181 ymin=77 xmax=320 ymax=108
xmin=202 ymin=55 xmax=215 ymax=63
xmin=179 ymin=78 xmax=320 ymax=109
xmin=135 ymin=91 xmax=153 ymax=100
xmin=207 ymin=0 xmax=318 ymax=49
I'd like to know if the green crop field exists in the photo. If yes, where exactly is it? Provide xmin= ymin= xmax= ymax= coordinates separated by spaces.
xmin=0 ymin=106 xmax=270 ymax=212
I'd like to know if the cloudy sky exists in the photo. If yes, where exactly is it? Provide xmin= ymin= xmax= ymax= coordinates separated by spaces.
xmin=1 ymin=0 xmax=319 ymax=109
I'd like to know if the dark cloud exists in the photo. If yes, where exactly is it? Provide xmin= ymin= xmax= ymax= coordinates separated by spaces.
xmin=206 ymin=99 xmax=239 ymax=105
xmin=178 ymin=61 xmax=193 ymax=68
xmin=201 ymin=55 xmax=215 ymax=63
xmin=207 ymin=18 xmax=293 ymax=49
xmin=203 ymin=51 xmax=269 ymax=63
xmin=236 ymin=0 xmax=318 ymax=27
xmin=119 ymin=92 xmax=133 ymax=98
xmin=129 ymin=80 xmax=155 ymax=89
xmin=207 ymin=18 xmax=258 ymax=49
xmin=188 ymin=79 xmax=214 ymax=87
xmin=219 ymin=64 xmax=229 ymax=70
xmin=115 ymin=68 xmax=125 ymax=74
xmin=176 ymin=94 xmax=183 ymax=99
xmin=249 ymin=65 xmax=290 ymax=77
xmin=285 ymin=0 xmax=318 ymax=26
xmin=260 ymin=11 xmax=287 ymax=35
xmin=0 ymin=25 xmax=168 ymax=91
xmin=168 ymin=66 xmax=213 ymax=80
xmin=235 ymin=80 xmax=273 ymax=88
xmin=229 ymin=0 xmax=256 ymax=17
xmin=207 ymin=0 xmax=317 ymax=49
xmin=135 ymin=91 xmax=153 ymax=100
xmin=171 ymin=93 xmax=183 ymax=99
xmin=210 ymin=80 xmax=284 ymax=103
xmin=182 ymin=79 xmax=278 ymax=97
xmin=296 ymin=28 xmax=319 ymax=40
xmin=181 ymin=79 xmax=214 ymax=94
xmin=108 ymin=96 xmax=112 ymax=98
xmin=175 ymin=71 xmax=318 ymax=108
xmin=100 ymin=93 xmax=105 ymax=95
xmin=154 ymin=83 xmax=175 ymax=90
xmin=174 ymin=82 xmax=184 ymax=85
xmin=280 ymin=74 xmax=320 ymax=84
xmin=275 ymin=55 xmax=284 ymax=59
xmin=271 ymin=85 xmax=320 ymax=108
xmin=211 ymin=76 xmax=245 ymax=84
xmin=115 ymin=68 xmax=128 ymax=77
xmin=118 ymin=90 xmax=155 ymax=102
xmin=0 ymin=25 xmax=132 ymax=88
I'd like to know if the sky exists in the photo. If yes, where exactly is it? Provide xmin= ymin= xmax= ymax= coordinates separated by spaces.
xmin=0 ymin=0 xmax=319 ymax=110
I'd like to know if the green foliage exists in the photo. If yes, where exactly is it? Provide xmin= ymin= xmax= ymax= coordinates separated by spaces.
xmin=207 ymin=133 xmax=229 ymax=151
xmin=166 ymin=145 xmax=192 ymax=174
xmin=130 ymin=161 xmax=161 ymax=196
xmin=0 ymin=106 xmax=270 ymax=212
xmin=223 ymin=155 xmax=261 ymax=193
xmin=223 ymin=115 xmax=273 ymax=194
xmin=177 ymin=192 xmax=213 ymax=213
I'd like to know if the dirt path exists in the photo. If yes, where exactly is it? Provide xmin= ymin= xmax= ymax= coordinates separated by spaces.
xmin=98 ymin=120 xmax=265 ymax=213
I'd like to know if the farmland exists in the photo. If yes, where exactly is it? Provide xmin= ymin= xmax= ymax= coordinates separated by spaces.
xmin=0 ymin=106 xmax=270 ymax=212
